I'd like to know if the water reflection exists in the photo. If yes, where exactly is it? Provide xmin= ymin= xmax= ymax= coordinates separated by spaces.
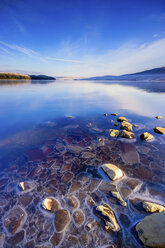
xmin=0 ymin=80 xmax=165 ymax=140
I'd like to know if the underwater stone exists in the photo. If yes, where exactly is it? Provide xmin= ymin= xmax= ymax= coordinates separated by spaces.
xmin=101 ymin=163 xmax=123 ymax=181
xmin=54 ymin=209 xmax=70 ymax=232
xmin=136 ymin=212 xmax=165 ymax=247
xmin=42 ymin=197 xmax=60 ymax=213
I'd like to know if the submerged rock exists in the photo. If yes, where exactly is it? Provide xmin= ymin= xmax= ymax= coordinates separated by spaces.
xmin=111 ymin=113 xmax=118 ymax=116
xmin=121 ymin=121 xmax=133 ymax=131
xmin=104 ymin=113 xmax=108 ymax=116
xmin=54 ymin=209 xmax=70 ymax=232
xmin=154 ymin=127 xmax=165 ymax=134
xmin=73 ymin=210 xmax=85 ymax=226
xmin=7 ymin=230 xmax=24 ymax=245
xmin=111 ymin=191 xmax=127 ymax=206
xmin=96 ymin=203 xmax=120 ymax=232
xmin=136 ymin=212 xmax=165 ymax=247
xmin=50 ymin=232 xmax=63 ymax=246
xmin=114 ymin=123 xmax=119 ymax=126
xmin=101 ymin=163 xmax=123 ymax=181
xmin=68 ymin=196 xmax=79 ymax=209
xmin=109 ymin=129 xmax=120 ymax=137
xmin=19 ymin=181 xmax=34 ymax=192
xmin=117 ymin=116 xmax=128 ymax=122
xmin=0 ymin=233 xmax=5 ymax=247
xmin=42 ymin=197 xmax=60 ymax=213
xmin=119 ymin=142 xmax=140 ymax=165
xmin=155 ymin=116 xmax=162 ymax=119
xmin=4 ymin=207 xmax=27 ymax=234
xmin=140 ymin=132 xmax=154 ymax=141
xmin=143 ymin=201 xmax=165 ymax=213
xmin=119 ymin=130 xmax=136 ymax=139
xmin=134 ymin=124 xmax=139 ymax=127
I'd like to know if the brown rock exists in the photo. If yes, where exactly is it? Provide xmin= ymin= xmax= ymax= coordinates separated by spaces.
xmin=50 ymin=232 xmax=63 ymax=246
xmin=154 ymin=127 xmax=165 ymax=134
xmin=109 ymin=129 xmax=120 ymax=137
xmin=117 ymin=116 xmax=128 ymax=122
xmin=136 ymin=212 xmax=165 ymax=247
xmin=96 ymin=203 xmax=120 ymax=232
xmin=67 ymin=235 xmax=79 ymax=246
xmin=69 ymin=181 xmax=82 ymax=194
xmin=111 ymin=113 xmax=118 ymax=116
xmin=4 ymin=207 xmax=27 ymax=234
xmin=101 ymin=163 xmax=123 ymax=181
xmin=68 ymin=196 xmax=79 ymax=208
xmin=19 ymin=181 xmax=35 ymax=192
xmin=111 ymin=191 xmax=127 ymax=206
xmin=119 ymin=142 xmax=140 ymax=165
xmin=119 ymin=130 xmax=136 ymax=139
xmin=62 ymin=172 xmax=73 ymax=183
xmin=42 ymin=197 xmax=60 ymax=213
xmin=19 ymin=195 xmax=33 ymax=207
xmin=54 ymin=209 xmax=70 ymax=232
xmin=99 ymin=181 xmax=117 ymax=193
xmin=121 ymin=121 xmax=133 ymax=131
xmin=73 ymin=210 xmax=85 ymax=226
xmin=7 ymin=230 xmax=24 ymax=245
xmin=0 ymin=233 xmax=5 ymax=247
xmin=124 ymin=178 xmax=142 ymax=191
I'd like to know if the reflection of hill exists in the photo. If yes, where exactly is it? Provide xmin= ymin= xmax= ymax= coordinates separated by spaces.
xmin=85 ymin=80 xmax=165 ymax=93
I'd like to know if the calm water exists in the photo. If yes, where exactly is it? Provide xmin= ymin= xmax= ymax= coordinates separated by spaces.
xmin=0 ymin=79 xmax=165 ymax=248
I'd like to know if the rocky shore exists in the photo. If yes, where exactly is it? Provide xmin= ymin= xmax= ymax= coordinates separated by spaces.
xmin=0 ymin=113 xmax=165 ymax=247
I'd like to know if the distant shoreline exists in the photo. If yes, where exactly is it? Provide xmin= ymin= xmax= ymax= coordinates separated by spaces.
xmin=0 ymin=72 xmax=56 ymax=80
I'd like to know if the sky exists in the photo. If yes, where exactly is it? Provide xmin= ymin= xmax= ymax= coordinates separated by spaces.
xmin=0 ymin=0 xmax=165 ymax=77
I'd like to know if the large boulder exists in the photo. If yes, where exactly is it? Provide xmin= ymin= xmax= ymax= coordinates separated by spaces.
xmin=96 ymin=203 xmax=120 ymax=232
xmin=136 ymin=212 xmax=165 ymax=247
xmin=154 ymin=127 xmax=165 ymax=134
xmin=143 ymin=201 xmax=165 ymax=213
xmin=101 ymin=163 xmax=123 ymax=181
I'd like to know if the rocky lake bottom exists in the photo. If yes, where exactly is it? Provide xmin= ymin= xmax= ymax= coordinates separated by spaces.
xmin=0 ymin=113 xmax=165 ymax=248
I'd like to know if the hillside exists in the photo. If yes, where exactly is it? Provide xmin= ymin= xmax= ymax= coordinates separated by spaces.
xmin=0 ymin=72 xmax=31 ymax=80
xmin=0 ymin=72 xmax=56 ymax=80
xmin=80 ymin=67 xmax=165 ymax=81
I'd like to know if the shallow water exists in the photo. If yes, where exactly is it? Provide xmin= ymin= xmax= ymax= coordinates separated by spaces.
xmin=0 ymin=79 xmax=165 ymax=247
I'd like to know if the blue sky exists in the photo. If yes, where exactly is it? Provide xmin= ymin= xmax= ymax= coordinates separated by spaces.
xmin=0 ymin=0 xmax=165 ymax=77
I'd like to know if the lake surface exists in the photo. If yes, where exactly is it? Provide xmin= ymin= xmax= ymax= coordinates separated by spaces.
xmin=0 ymin=79 xmax=165 ymax=247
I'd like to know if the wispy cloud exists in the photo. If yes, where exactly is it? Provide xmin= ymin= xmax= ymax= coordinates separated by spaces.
xmin=0 ymin=38 xmax=165 ymax=77
xmin=0 ymin=41 xmax=38 ymax=56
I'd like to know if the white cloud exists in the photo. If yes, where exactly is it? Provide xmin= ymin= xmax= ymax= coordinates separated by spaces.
xmin=0 ymin=38 xmax=165 ymax=77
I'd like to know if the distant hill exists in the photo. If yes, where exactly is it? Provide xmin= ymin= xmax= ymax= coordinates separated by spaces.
xmin=29 ymin=74 xmax=55 ymax=80
xmin=0 ymin=72 xmax=31 ymax=80
xmin=80 ymin=67 xmax=165 ymax=81
xmin=0 ymin=72 xmax=56 ymax=80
